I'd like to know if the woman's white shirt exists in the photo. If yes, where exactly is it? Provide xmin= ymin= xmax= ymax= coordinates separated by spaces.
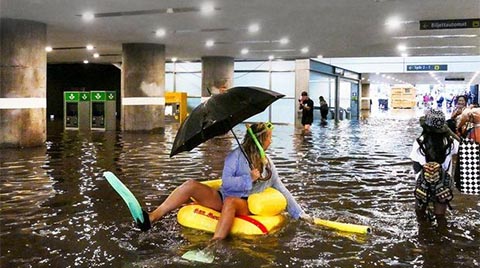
xmin=409 ymin=138 xmax=459 ymax=174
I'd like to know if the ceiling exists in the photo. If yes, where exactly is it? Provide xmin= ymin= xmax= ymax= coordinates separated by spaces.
xmin=2 ymin=0 xmax=480 ymax=85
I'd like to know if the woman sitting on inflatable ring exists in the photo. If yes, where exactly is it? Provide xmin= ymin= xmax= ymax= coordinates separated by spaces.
xmin=138 ymin=122 xmax=313 ymax=241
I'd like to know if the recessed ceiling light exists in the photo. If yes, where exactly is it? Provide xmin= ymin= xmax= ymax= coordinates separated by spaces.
xmin=397 ymin=44 xmax=407 ymax=51
xmin=301 ymin=47 xmax=309 ymax=53
xmin=205 ymin=40 xmax=215 ymax=47
xmin=45 ymin=46 xmax=53 ymax=52
xmin=279 ymin=38 xmax=289 ymax=44
xmin=317 ymin=55 xmax=323 ymax=58
xmin=248 ymin=24 xmax=260 ymax=33
xmin=93 ymin=53 xmax=100 ymax=58
xmin=155 ymin=28 xmax=166 ymax=37
xmin=385 ymin=17 xmax=401 ymax=28
xmin=241 ymin=48 xmax=249 ymax=54
xmin=201 ymin=3 xmax=215 ymax=15
xmin=86 ymin=44 xmax=94 ymax=50
xmin=83 ymin=60 xmax=89 ymax=64
xmin=171 ymin=57 xmax=178 ymax=62
xmin=268 ymin=55 xmax=274 ymax=60
xmin=82 ymin=12 xmax=95 ymax=21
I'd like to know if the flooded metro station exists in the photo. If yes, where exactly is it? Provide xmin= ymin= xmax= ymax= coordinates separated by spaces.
xmin=1 ymin=1 xmax=480 ymax=268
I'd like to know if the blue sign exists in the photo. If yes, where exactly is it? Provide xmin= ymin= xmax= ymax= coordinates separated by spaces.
xmin=406 ymin=65 xmax=448 ymax=71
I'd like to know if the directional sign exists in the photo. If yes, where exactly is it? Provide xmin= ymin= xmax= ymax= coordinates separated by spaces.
xmin=420 ymin=18 xmax=480 ymax=30
xmin=79 ymin=92 xmax=90 ymax=101
xmin=64 ymin=92 xmax=79 ymax=102
xmin=91 ymin=91 xmax=106 ymax=102
xmin=106 ymin=91 xmax=116 ymax=101
xmin=406 ymin=64 xmax=448 ymax=71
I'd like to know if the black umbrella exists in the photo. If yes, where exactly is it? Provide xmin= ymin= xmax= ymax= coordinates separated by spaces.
xmin=170 ymin=86 xmax=284 ymax=160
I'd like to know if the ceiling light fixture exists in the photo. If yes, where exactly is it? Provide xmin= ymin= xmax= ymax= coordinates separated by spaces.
xmin=82 ymin=12 xmax=95 ymax=21
xmin=166 ymin=8 xmax=174 ymax=14
xmin=155 ymin=28 xmax=167 ymax=37
xmin=268 ymin=55 xmax=274 ymax=60
xmin=241 ymin=48 xmax=249 ymax=54
xmin=93 ymin=53 xmax=100 ymax=58
xmin=172 ymin=57 xmax=178 ymax=62
xmin=248 ymin=24 xmax=260 ymax=33
xmin=205 ymin=40 xmax=215 ymax=47
xmin=385 ymin=16 xmax=402 ymax=29
xmin=301 ymin=47 xmax=309 ymax=53
xmin=45 ymin=46 xmax=53 ymax=52
xmin=401 ymin=53 xmax=408 ymax=57
xmin=397 ymin=44 xmax=407 ymax=51
xmin=83 ymin=60 xmax=89 ymax=64
xmin=86 ymin=44 xmax=94 ymax=50
xmin=385 ymin=17 xmax=415 ymax=30
xmin=279 ymin=37 xmax=289 ymax=45
xmin=200 ymin=3 xmax=215 ymax=15
xmin=317 ymin=55 xmax=323 ymax=58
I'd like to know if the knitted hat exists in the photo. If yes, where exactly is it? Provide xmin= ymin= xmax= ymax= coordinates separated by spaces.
xmin=420 ymin=109 xmax=449 ymax=134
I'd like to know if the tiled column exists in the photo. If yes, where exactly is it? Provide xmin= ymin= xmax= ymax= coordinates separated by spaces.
xmin=0 ymin=18 xmax=47 ymax=147
xmin=201 ymin=56 xmax=234 ymax=101
xmin=121 ymin=43 xmax=165 ymax=132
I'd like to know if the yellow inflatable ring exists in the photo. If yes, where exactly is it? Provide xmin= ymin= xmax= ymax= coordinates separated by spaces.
xmin=177 ymin=179 xmax=287 ymax=235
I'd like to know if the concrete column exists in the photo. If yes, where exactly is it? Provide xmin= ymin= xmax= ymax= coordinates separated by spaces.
xmin=361 ymin=83 xmax=371 ymax=110
xmin=121 ymin=43 xmax=165 ymax=132
xmin=294 ymin=59 xmax=310 ymax=126
xmin=201 ymin=56 xmax=234 ymax=99
xmin=0 ymin=18 xmax=47 ymax=148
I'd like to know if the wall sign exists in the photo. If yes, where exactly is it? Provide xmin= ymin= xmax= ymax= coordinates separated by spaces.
xmin=406 ymin=65 xmax=448 ymax=71
xmin=420 ymin=18 xmax=480 ymax=30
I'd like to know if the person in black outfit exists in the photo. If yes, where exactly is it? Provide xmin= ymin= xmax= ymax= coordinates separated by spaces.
xmin=299 ymin=91 xmax=314 ymax=131
xmin=319 ymin=96 xmax=329 ymax=125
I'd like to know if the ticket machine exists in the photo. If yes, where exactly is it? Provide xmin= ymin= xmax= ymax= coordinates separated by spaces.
xmin=165 ymin=92 xmax=187 ymax=124
xmin=90 ymin=91 xmax=116 ymax=130
xmin=64 ymin=91 xmax=90 ymax=130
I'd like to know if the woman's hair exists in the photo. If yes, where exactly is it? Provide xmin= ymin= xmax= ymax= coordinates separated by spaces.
xmin=242 ymin=123 xmax=270 ymax=171
xmin=417 ymin=131 xmax=453 ymax=164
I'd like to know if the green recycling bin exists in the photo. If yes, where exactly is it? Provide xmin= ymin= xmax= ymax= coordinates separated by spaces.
xmin=64 ymin=91 xmax=90 ymax=130
xmin=90 ymin=91 xmax=116 ymax=131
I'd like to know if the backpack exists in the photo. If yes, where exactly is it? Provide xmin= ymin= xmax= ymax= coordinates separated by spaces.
xmin=414 ymin=162 xmax=453 ymax=205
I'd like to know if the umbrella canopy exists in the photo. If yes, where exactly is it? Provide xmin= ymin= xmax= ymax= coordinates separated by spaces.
xmin=170 ymin=86 xmax=284 ymax=157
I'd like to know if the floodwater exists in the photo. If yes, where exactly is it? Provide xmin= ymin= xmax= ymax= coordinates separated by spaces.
xmin=1 ymin=110 xmax=479 ymax=268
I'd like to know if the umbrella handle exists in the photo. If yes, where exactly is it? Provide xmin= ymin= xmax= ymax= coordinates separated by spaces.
xmin=230 ymin=129 xmax=254 ymax=169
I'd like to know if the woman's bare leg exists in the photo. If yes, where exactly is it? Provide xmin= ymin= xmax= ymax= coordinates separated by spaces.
xmin=212 ymin=197 xmax=249 ymax=240
xmin=149 ymin=179 xmax=223 ymax=223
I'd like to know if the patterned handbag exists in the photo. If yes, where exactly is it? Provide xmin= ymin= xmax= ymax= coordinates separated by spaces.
xmin=458 ymin=131 xmax=480 ymax=195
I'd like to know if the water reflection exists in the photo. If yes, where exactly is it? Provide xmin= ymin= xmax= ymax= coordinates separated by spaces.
xmin=0 ymin=111 xmax=479 ymax=267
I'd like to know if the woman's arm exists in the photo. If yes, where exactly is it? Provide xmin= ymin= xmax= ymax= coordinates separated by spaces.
xmin=269 ymin=161 xmax=304 ymax=219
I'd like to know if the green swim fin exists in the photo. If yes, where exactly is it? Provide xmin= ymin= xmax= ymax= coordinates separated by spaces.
xmin=103 ymin=171 xmax=146 ymax=228
xmin=181 ymin=249 xmax=214 ymax=263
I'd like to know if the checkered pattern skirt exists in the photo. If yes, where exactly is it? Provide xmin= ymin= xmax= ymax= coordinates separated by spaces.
xmin=458 ymin=138 xmax=480 ymax=195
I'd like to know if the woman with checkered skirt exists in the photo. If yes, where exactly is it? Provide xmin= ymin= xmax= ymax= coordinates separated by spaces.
xmin=409 ymin=109 xmax=459 ymax=226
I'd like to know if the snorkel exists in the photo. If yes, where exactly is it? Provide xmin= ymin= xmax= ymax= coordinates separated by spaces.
xmin=246 ymin=122 xmax=273 ymax=164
